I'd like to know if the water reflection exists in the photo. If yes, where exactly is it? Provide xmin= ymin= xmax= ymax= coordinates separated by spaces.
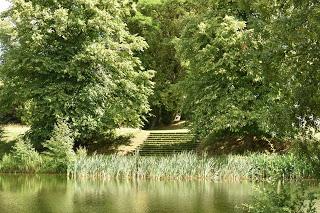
xmin=0 ymin=175 xmax=253 ymax=213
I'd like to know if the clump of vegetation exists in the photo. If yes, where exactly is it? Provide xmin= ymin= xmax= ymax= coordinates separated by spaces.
xmin=0 ymin=139 xmax=42 ymax=173
xmin=0 ymin=121 xmax=76 ymax=173
xmin=129 ymin=0 xmax=187 ymax=128
xmin=0 ymin=1 xmax=319 ymax=185
xmin=69 ymin=152 xmax=313 ymax=180
xmin=42 ymin=121 xmax=75 ymax=173
xmin=243 ymin=182 xmax=317 ymax=213
xmin=294 ymin=131 xmax=320 ymax=177
xmin=0 ymin=0 xmax=154 ymax=147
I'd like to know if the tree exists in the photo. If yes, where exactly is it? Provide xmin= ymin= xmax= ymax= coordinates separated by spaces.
xmin=0 ymin=0 xmax=154 ymax=147
xmin=176 ymin=0 xmax=320 ymax=142
xmin=128 ymin=0 xmax=188 ymax=128
xmin=251 ymin=0 xmax=320 ymax=129
xmin=176 ymin=12 xmax=270 ymax=139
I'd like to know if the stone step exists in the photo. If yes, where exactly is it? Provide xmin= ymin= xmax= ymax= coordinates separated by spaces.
xmin=140 ymin=147 xmax=196 ymax=151
xmin=141 ymin=144 xmax=198 ymax=147
xmin=139 ymin=151 xmax=195 ymax=154
xmin=149 ymin=132 xmax=193 ymax=134
xmin=143 ymin=143 xmax=198 ymax=146
xmin=146 ymin=139 xmax=193 ymax=141
xmin=148 ymin=134 xmax=193 ymax=136
xmin=145 ymin=140 xmax=191 ymax=143
xmin=132 ymin=132 xmax=198 ymax=156
xmin=145 ymin=138 xmax=194 ymax=141
xmin=146 ymin=137 xmax=193 ymax=139
xmin=149 ymin=134 xmax=193 ymax=138
xmin=139 ymin=152 xmax=196 ymax=156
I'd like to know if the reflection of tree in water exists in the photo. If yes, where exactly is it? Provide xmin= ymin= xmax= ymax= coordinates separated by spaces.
xmin=0 ymin=175 xmax=73 ymax=213
xmin=133 ymin=180 xmax=252 ymax=213
xmin=0 ymin=176 xmax=253 ymax=213
xmin=72 ymin=179 xmax=252 ymax=213
xmin=0 ymin=174 xmax=43 ymax=213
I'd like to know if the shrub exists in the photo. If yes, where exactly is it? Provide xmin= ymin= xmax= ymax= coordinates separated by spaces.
xmin=0 ymin=139 xmax=42 ymax=173
xmin=43 ymin=121 xmax=75 ymax=173
xmin=293 ymin=130 xmax=320 ymax=178
xmin=75 ymin=146 xmax=88 ymax=161
xmin=243 ymin=181 xmax=317 ymax=213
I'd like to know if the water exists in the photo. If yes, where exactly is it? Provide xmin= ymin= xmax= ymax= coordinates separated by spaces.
xmin=0 ymin=175 xmax=253 ymax=213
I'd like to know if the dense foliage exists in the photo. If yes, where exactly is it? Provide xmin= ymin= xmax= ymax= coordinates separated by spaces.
xmin=0 ymin=0 xmax=154 ymax=146
xmin=1 ymin=139 xmax=42 ymax=173
xmin=128 ymin=0 xmax=188 ymax=127
xmin=244 ymin=182 xmax=317 ymax=213
xmin=43 ymin=121 xmax=75 ymax=172
xmin=175 ymin=0 xmax=320 ymax=141
xmin=1 ymin=0 xmax=320 ymax=148
xmin=177 ymin=11 xmax=268 ymax=138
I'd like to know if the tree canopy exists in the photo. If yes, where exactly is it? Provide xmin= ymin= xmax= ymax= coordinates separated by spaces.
xmin=0 ymin=0 xmax=154 ymax=146
xmin=1 ymin=0 xmax=320 ymax=146
xmin=176 ymin=0 xmax=320 ymax=140
xmin=128 ymin=0 xmax=189 ymax=128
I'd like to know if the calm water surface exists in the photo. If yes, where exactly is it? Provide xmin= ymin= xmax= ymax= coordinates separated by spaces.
xmin=0 ymin=175 xmax=253 ymax=213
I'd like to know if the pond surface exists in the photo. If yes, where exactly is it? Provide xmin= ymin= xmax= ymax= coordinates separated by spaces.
xmin=0 ymin=175 xmax=253 ymax=213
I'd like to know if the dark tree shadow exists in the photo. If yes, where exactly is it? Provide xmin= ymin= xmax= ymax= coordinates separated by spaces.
xmin=0 ymin=128 xmax=16 ymax=158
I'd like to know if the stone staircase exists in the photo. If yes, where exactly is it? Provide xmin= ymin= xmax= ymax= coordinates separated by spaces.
xmin=135 ymin=132 xmax=198 ymax=156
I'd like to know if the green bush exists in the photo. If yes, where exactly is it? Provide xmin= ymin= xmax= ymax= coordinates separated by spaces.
xmin=43 ymin=121 xmax=75 ymax=173
xmin=0 ymin=139 xmax=42 ymax=173
xmin=293 ymin=131 xmax=320 ymax=178
xmin=243 ymin=182 xmax=317 ymax=213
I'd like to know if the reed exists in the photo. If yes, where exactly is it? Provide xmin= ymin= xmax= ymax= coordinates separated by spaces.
xmin=68 ymin=152 xmax=314 ymax=181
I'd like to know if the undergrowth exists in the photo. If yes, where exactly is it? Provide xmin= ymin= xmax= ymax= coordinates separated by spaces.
xmin=68 ymin=152 xmax=314 ymax=181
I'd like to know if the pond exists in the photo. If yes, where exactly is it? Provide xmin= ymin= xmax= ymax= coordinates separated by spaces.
xmin=0 ymin=175 xmax=253 ymax=213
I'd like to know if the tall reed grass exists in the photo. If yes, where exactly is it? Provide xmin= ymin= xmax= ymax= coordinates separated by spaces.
xmin=69 ymin=152 xmax=314 ymax=181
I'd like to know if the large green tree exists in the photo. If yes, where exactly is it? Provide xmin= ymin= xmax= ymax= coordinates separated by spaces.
xmin=128 ymin=0 xmax=189 ymax=128
xmin=252 ymin=0 xmax=320 ymax=129
xmin=0 ymin=0 xmax=154 ymax=147
xmin=176 ymin=10 xmax=271 ymax=139
xmin=176 ymin=0 xmax=320 ymax=141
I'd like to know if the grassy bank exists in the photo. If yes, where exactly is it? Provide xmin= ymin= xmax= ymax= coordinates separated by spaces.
xmin=68 ymin=152 xmax=314 ymax=181
xmin=0 ymin=125 xmax=316 ymax=181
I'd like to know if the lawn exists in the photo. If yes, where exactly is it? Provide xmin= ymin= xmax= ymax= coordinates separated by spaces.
xmin=0 ymin=124 xmax=29 ymax=157
xmin=0 ymin=125 xmax=147 ymax=156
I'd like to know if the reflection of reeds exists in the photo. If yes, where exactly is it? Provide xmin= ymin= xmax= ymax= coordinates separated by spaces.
xmin=69 ymin=152 xmax=313 ymax=181
xmin=71 ymin=179 xmax=252 ymax=212
xmin=0 ymin=174 xmax=67 ymax=193
xmin=0 ymin=175 xmax=253 ymax=213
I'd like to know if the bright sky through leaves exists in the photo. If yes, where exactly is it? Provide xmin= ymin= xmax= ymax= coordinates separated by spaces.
xmin=0 ymin=0 xmax=10 ymax=13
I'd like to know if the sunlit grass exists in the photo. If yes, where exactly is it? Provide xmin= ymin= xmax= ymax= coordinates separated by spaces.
xmin=1 ymin=124 xmax=29 ymax=141
xmin=0 ymin=124 xmax=29 ymax=157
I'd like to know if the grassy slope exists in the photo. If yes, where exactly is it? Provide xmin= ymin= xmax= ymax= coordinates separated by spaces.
xmin=0 ymin=125 xmax=147 ymax=156
xmin=0 ymin=124 xmax=29 ymax=157
xmin=2 ymin=124 xmax=319 ymax=156
xmin=1 ymin=125 xmax=29 ymax=141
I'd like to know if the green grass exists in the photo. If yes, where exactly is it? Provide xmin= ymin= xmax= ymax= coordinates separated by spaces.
xmin=0 ymin=125 xmax=316 ymax=181
xmin=1 ymin=125 xmax=29 ymax=141
xmin=69 ymin=152 xmax=314 ymax=181
xmin=0 ymin=125 xmax=29 ymax=157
